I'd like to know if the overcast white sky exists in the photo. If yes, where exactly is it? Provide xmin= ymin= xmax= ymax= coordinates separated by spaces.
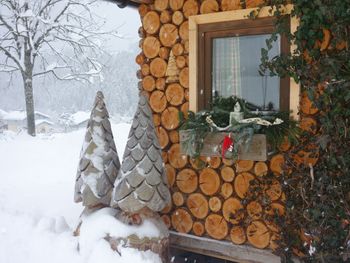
xmin=0 ymin=1 xmax=142 ymax=112
xmin=93 ymin=2 xmax=141 ymax=52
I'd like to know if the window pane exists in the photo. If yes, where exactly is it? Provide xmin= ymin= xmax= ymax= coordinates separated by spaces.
xmin=212 ymin=34 xmax=280 ymax=110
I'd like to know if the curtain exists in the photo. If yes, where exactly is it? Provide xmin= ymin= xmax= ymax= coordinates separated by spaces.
xmin=212 ymin=37 xmax=241 ymax=98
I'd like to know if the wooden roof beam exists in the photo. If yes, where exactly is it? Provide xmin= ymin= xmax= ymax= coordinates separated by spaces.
xmin=102 ymin=0 xmax=153 ymax=8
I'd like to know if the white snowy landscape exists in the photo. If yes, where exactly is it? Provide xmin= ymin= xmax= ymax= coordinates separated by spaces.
xmin=0 ymin=124 xmax=163 ymax=263
xmin=0 ymin=1 xmax=172 ymax=262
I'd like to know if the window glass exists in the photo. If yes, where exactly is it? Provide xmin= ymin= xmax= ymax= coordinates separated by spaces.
xmin=212 ymin=34 xmax=280 ymax=110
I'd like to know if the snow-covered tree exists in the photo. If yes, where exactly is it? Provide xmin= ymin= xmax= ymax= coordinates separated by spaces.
xmin=0 ymin=0 xmax=119 ymax=136
xmin=74 ymin=91 xmax=120 ymax=208
xmin=111 ymin=93 xmax=171 ymax=214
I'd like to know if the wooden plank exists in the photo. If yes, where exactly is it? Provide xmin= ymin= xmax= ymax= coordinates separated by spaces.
xmin=169 ymin=231 xmax=280 ymax=263
xmin=180 ymin=130 xmax=267 ymax=161
xmin=188 ymin=17 xmax=198 ymax=112
xmin=290 ymin=15 xmax=300 ymax=120
xmin=129 ymin=0 xmax=154 ymax=4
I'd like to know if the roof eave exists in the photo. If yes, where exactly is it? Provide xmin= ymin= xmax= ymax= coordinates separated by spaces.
xmin=102 ymin=0 xmax=153 ymax=9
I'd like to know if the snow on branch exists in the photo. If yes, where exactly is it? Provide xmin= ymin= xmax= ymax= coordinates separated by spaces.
xmin=0 ymin=63 xmax=19 ymax=72
xmin=0 ymin=0 xmax=119 ymax=82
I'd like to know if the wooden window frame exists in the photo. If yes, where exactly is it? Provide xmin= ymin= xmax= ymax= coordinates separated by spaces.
xmin=188 ymin=5 xmax=300 ymax=119
xmin=198 ymin=17 xmax=290 ymax=111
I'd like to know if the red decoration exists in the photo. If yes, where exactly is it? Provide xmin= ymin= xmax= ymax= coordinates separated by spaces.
xmin=222 ymin=134 xmax=234 ymax=158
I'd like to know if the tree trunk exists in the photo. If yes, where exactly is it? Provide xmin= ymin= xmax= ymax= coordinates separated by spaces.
xmin=221 ymin=166 xmax=235 ymax=182
xmin=172 ymin=191 xmax=184 ymax=206
xmin=221 ymin=0 xmax=241 ymax=11
xmin=169 ymin=0 xmax=184 ymax=11
xmin=150 ymin=90 xmax=167 ymax=112
xmin=199 ymin=168 xmax=220 ymax=195
xmin=246 ymin=221 xmax=270 ymax=249
xmin=142 ymin=11 xmax=160 ymax=35
xmin=165 ymin=83 xmax=184 ymax=106
xmin=200 ymin=0 xmax=219 ymax=14
xmin=183 ymin=0 xmax=199 ymax=18
xmin=234 ymin=172 xmax=255 ymax=199
xmin=160 ymin=10 xmax=171 ymax=24
xmin=220 ymin=182 xmax=233 ymax=199
xmin=154 ymin=0 xmax=169 ymax=11
xmin=222 ymin=197 xmax=244 ymax=224
xmin=247 ymin=201 xmax=263 ymax=220
xmin=208 ymin=196 xmax=221 ymax=212
xmin=236 ymin=160 xmax=254 ymax=172
xmin=176 ymin=168 xmax=197 ymax=193
xmin=143 ymin=36 xmax=161 ymax=59
xmin=187 ymin=193 xmax=209 ymax=219
xmin=156 ymin=126 xmax=169 ymax=149
xmin=192 ymin=222 xmax=205 ymax=236
xmin=254 ymin=162 xmax=268 ymax=177
xmin=205 ymin=214 xmax=228 ymax=240
xmin=159 ymin=24 xmax=178 ymax=47
xmin=160 ymin=107 xmax=180 ymax=130
xmin=23 ymin=73 xmax=35 ymax=136
xmin=171 ymin=208 xmax=193 ymax=233
xmin=230 ymin=226 xmax=247 ymax=245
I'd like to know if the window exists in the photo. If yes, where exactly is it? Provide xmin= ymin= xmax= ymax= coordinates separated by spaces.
xmin=188 ymin=5 xmax=299 ymax=117
xmin=198 ymin=17 xmax=289 ymax=111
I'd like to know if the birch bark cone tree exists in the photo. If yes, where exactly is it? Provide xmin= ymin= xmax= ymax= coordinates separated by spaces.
xmin=111 ymin=93 xmax=171 ymax=213
xmin=0 ymin=0 xmax=117 ymax=136
xmin=109 ymin=93 xmax=171 ymax=262
xmin=74 ymin=91 xmax=121 ymax=208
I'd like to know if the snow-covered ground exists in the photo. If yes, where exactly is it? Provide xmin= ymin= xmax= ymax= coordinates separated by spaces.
xmin=0 ymin=123 xmax=162 ymax=263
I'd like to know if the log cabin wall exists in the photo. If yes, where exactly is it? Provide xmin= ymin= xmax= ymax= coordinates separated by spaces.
xmin=135 ymin=0 xmax=319 ymax=251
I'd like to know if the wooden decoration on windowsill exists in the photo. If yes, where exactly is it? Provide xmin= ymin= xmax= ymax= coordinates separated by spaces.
xmin=179 ymin=130 xmax=267 ymax=161
xmin=165 ymin=50 xmax=179 ymax=83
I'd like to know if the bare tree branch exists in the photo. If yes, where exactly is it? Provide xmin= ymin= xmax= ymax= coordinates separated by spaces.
xmin=0 ymin=13 xmax=15 ymax=34
xmin=33 ymin=65 xmax=70 ymax=77
xmin=0 ymin=63 xmax=19 ymax=72
xmin=0 ymin=0 xmax=120 ymax=135
xmin=33 ymin=1 xmax=72 ymax=49
xmin=33 ymin=0 xmax=56 ymax=36
xmin=0 ymin=45 xmax=23 ymax=72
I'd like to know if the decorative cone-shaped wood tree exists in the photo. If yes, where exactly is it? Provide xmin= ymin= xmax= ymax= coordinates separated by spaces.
xmin=108 ymin=92 xmax=171 ymax=262
xmin=74 ymin=91 xmax=121 ymax=208
xmin=111 ymin=92 xmax=171 ymax=213
xmin=165 ymin=50 xmax=179 ymax=83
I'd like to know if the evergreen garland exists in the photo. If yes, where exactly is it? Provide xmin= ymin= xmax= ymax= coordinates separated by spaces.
xmin=179 ymin=96 xmax=300 ymax=158
xmin=251 ymin=1 xmax=350 ymax=261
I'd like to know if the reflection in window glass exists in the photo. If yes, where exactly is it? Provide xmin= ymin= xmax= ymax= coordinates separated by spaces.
xmin=212 ymin=34 xmax=280 ymax=110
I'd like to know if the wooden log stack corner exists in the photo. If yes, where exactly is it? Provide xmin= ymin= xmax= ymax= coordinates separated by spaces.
xmin=132 ymin=0 xmax=315 ymax=262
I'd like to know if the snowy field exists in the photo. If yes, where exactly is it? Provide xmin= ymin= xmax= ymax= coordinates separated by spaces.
xmin=0 ymin=123 xmax=162 ymax=263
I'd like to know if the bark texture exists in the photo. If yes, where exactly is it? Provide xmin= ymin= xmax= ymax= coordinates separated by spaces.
xmin=74 ymin=91 xmax=120 ymax=208
xmin=134 ymin=0 xmax=317 ymax=252
xmin=23 ymin=75 xmax=35 ymax=136
xmin=111 ymin=93 xmax=171 ymax=213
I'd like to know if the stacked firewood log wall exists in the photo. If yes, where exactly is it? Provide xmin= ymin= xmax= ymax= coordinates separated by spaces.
xmin=135 ymin=0 xmax=319 ymax=250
